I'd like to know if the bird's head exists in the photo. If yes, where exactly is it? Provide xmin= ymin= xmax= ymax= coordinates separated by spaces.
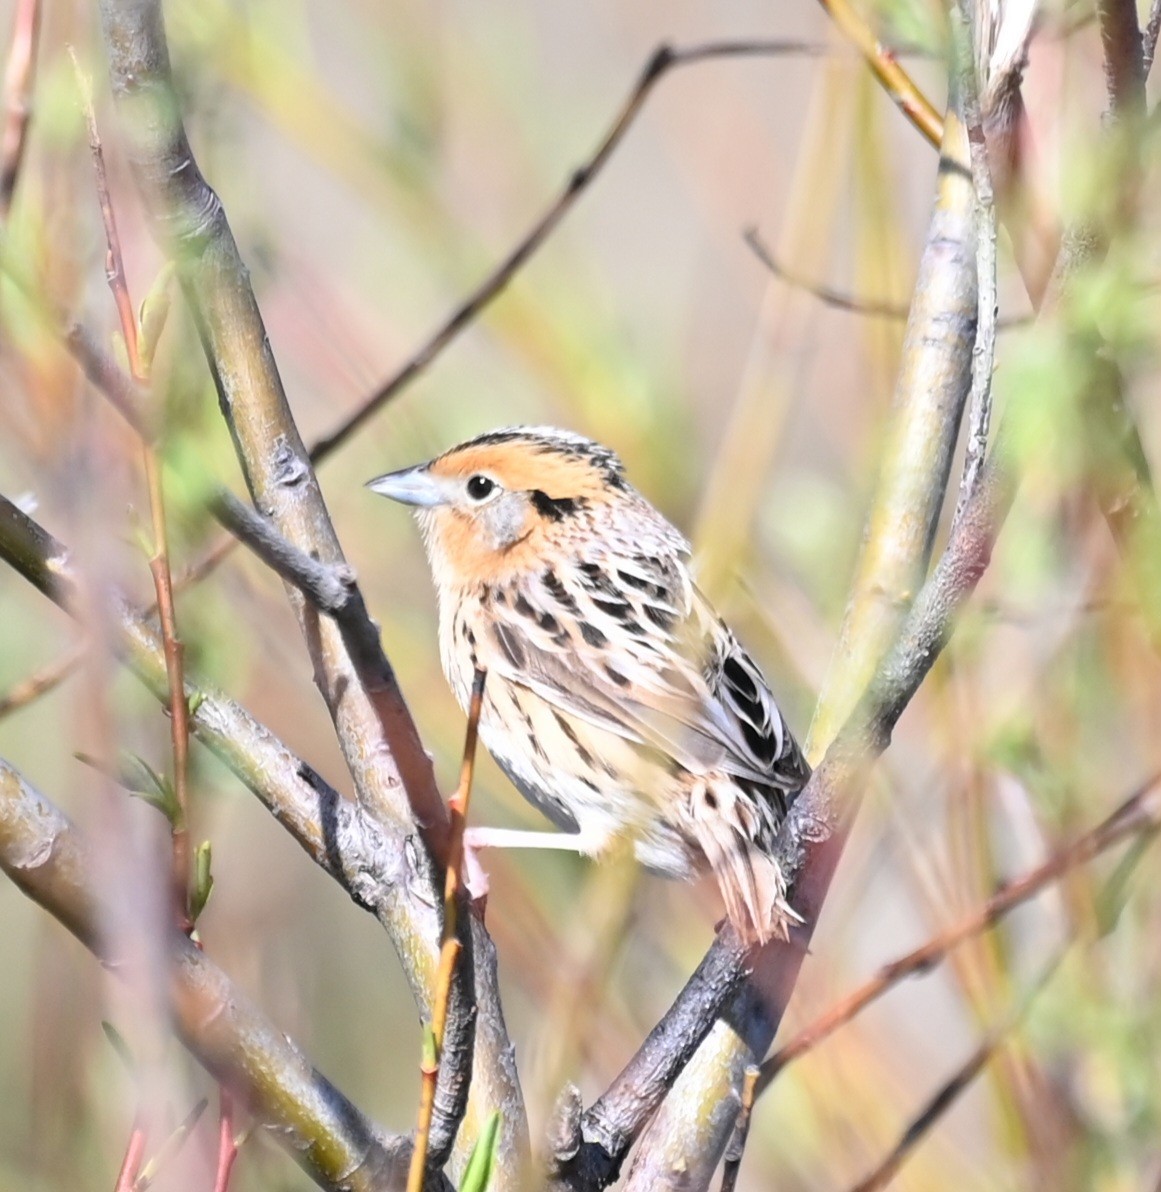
xmin=368 ymin=426 xmax=627 ymax=586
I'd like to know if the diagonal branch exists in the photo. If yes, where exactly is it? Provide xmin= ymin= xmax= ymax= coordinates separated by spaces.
xmin=814 ymin=0 xmax=943 ymax=147
xmin=96 ymin=0 xmax=518 ymax=1173
xmin=0 ymin=760 xmax=439 ymax=1192
xmin=759 ymin=771 xmax=1161 ymax=1089
xmin=553 ymin=98 xmax=994 ymax=1188
xmin=847 ymin=952 xmax=1063 ymax=1192
xmin=309 ymin=38 xmax=827 ymax=459
xmin=1096 ymin=0 xmax=1146 ymax=119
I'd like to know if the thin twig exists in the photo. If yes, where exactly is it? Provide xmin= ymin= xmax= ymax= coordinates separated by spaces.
xmin=0 ymin=0 xmax=40 ymax=219
xmin=213 ymin=1092 xmax=241 ymax=1192
xmin=718 ymin=1066 xmax=759 ymax=1192
xmin=133 ymin=1097 xmax=208 ymax=1190
xmin=847 ymin=952 xmax=1064 ymax=1192
xmin=814 ymin=0 xmax=943 ymax=148
xmin=0 ymin=640 xmax=84 ymax=719
xmin=745 ymin=226 xmax=1030 ymax=330
xmin=758 ymin=771 xmax=1161 ymax=1091
xmin=310 ymin=38 xmax=826 ymax=459
xmin=743 ymin=227 xmax=910 ymax=319
xmin=953 ymin=2 xmax=999 ymax=531
xmin=75 ymin=45 xmax=194 ymax=933
xmin=144 ymin=448 xmax=194 ymax=932
xmin=70 ymin=47 xmax=142 ymax=382
xmin=408 ymin=669 xmax=487 ymax=1192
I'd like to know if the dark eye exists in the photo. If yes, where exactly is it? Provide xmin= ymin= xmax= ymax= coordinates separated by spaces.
xmin=466 ymin=474 xmax=496 ymax=502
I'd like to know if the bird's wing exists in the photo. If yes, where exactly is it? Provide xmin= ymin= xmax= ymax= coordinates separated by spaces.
xmin=476 ymin=550 xmax=806 ymax=795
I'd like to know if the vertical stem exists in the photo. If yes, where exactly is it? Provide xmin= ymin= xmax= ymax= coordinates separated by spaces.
xmin=407 ymin=670 xmax=487 ymax=1192
xmin=143 ymin=446 xmax=192 ymax=933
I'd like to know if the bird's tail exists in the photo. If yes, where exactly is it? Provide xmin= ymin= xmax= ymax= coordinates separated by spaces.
xmin=689 ymin=779 xmax=801 ymax=947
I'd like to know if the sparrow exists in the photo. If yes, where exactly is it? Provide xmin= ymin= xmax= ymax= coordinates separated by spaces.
xmin=369 ymin=426 xmax=809 ymax=944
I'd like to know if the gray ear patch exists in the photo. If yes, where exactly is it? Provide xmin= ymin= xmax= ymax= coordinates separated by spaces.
xmin=483 ymin=491 xmax=532 ymax=549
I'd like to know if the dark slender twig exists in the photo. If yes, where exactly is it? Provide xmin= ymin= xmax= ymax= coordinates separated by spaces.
xmin=745 ymin=226 xmax=1030 ymax=330
xmin=847 ymin=952 xmax=1063 ymax=1192
xmin=758 ymin=771 xmax=1161 ymax=1091
xmin=953 ymin=3 xmax=998 ymax=531
xmin=310 ymin=38 xmax=827 ymax=459
xmin=0 ymin=0 xmax=39 ymax=218
xmin=743 ymin=227 xmax=911 ymax=319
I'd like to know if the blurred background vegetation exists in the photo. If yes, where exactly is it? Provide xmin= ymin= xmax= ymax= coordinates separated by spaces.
xmin=1 ymin=0 xmax=1161 ymax=1188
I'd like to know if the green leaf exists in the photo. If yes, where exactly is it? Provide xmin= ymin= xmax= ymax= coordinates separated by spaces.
xmin=74 ymin=752 xmax=180 ymax=826
xmin=191 ymin=840 xmax=214 ymax=921
xmin=137 ymin=262 xmax=176 ymax=378
xmin=101 ymin=1021 xmax=136 ymax=1075
xmin=459 ymin=1111 xmax=501 ymax=1192
xmin=122 ymin=754 xmax=180 ymax=825
xmin=421 ymin=1023 xmax=439 ymax=1073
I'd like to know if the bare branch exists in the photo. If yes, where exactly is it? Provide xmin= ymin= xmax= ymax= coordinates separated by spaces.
xmin=953 ymin=1 xmax=998 ymax=530
xmin=847 ymin=953 xmax=1063 ymax=1192
xmin=310 ymin=39 xmax=828 ymax=459
xmin=552 ymin=85 xmax=987 ymax=1192
xmin=814 ymin=0 xmax=943 ymax=147
xmin=95 ymin=0 xmax=514 ymax=1170
xmin=0 ymin=761 xmax=432 ymax=1192
xmin=743 ymin=227 xmax=911 ymax=319
xmin=0 ymin=640 xmax=84 ymax=720
xmin=1096 ymin=0 xmax=1146 ymax=119
xmin=1144 ymin=0 xmax=1161 ymax=76
xmin=759 ymin=771 xmax=1161 ymax=1090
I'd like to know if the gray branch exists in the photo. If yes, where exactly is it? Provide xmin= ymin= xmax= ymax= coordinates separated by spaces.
xmin=97 ymin=0 xmax=527 ymax=1175
xmin=0 ymin=760 xmax=444 ymax=1192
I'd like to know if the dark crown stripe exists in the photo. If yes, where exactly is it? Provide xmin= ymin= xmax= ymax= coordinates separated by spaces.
xmin=454 ymin=426 xmax=627 ymax=487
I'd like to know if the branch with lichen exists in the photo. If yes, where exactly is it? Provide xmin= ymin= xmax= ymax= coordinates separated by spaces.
xmin=0 ymin=759 xmax=440 ymax=1192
